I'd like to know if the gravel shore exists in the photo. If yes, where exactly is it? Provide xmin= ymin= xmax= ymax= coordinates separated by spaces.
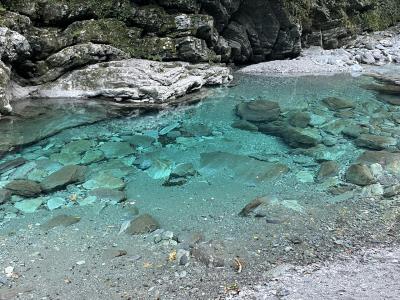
xmin=230 ymin=246 xmax=400 ymax=300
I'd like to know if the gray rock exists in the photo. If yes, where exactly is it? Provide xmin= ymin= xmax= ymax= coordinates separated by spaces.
xmin=99 ymin=142 xmax=135 ymax=159
xmin=346 ymin=164 xmax=375 ymax=186
xmin=322 ymin=97 xmax=355 ymax=111
xmin=41 ymin=165 xmax=87 ymax=192
xmin=236 ymin=100 xmax=281 ymax=122
xmin=88 ymin=188 xmax=126 ymax=203
xmin=0 ymin=157 xmax=27 ymax=174
xmin=0 ymin=189 xmax=12 ymax=204
xmin=288 ymin=111 xmax=311 ymax=128
xmin=5 ymin=179 xmax=42 ymax=197
xmin=125 ymin=214 xmax=160 ymax=235
xmin=355 ymin=134 xmax=397 ymax=150
xmin=231 ymin=120 xmax=258 ymax=132
xmin=383 ymin=185 xmax=400 ymax=198
xmin=317 ymin=161 xmax=339 ymax=181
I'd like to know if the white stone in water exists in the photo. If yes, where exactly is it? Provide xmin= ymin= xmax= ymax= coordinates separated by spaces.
xmin=296 ymin=171 xmax=314 ymax=183
xmin=14 ymin=198 xmax=43 ymax=213
xmin=309 ymin=114 xmax=327 ymax=127
xmin=47 ymin=197 xmax=66 ymax=210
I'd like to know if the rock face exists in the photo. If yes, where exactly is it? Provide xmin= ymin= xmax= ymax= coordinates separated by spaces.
xmin=0 ymin=0 xmax=399 ymax=112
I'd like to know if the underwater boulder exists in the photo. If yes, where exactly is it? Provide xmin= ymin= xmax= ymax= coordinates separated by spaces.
xmin=355 ymin=134 xmax=397 ymax=151
xmin=236 ymin=100 xmax=281 ymax=122
xmin=41 ymin=165 xmax=87 ymax=192
xmin=322 ymin=97 xmax=355 ymax=111
xmin=346 ymin=163 xmax=375 ymax=186
xmin=5 ymin=179 xmax=42 ymax=197
xmin=317 ymin=161 xmax=339 ymax=182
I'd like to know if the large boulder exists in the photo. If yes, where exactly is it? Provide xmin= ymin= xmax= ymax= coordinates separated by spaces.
xmin=29 ymin=59 xmax=232 ymax=102
xmin=346 ymin=163 xmax=375 ymax=186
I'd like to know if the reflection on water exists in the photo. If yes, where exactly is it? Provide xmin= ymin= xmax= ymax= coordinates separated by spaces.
xmin=1 ymin=71 xmax=400 ymax=298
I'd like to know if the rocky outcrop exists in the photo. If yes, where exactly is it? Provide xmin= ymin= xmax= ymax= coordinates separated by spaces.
xmin=0 ymin=0 xmax=399 ymax=113
xmin=28 ymin=59 xmax=232 ymax=103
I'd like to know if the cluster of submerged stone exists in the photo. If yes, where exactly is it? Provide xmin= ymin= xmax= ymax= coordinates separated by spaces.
xmin=234 ymin=74 xmax=400 ymax=196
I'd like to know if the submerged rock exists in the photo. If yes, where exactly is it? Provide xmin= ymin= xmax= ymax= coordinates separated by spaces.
xmin=40 ymin=214 xmax=81 ymax=230
xmin=239 ymin=197 xmax=266 ymax=217
xmin=231 ymin=120 xmax=258 ymax=132
xmin=281 ymin=127 xmax=322 ymax=148
xmin=317 ymin=161 xmax=339 ymax=181
xmin=83 ymin=173 xmax=125 ymax=190
xmin=346 ymin=164 xmax=375 ymax=186
xmin=14 ymin=198 xmax=43 ymax=213
xmin=5 ymin=179 xmax=42 ymax=197
xmin=236 ymin=100 xmax=281 ymax=122
xmin=355 ymin=134 xmax=397 ymax=150
xmin=0 ymin=157 xmax=27 ymax=175
xmin=200 ymin=151 xmax=289 ymax=184
xmin=99 ymin=142 xmax=135 ymax=159
xmin=0 ymin=189 xmax=12 ymax=204
xmin=322 ymin=97 xmax=355 ymax=111
xmin=357 ymin=151 xmax=400 ymax=175
xmin=41 ymin=165 xmax=87 ymax=192
xmin=125 ymin=214 xmax=160 ymax=235
xmin=88 ymin=188 xmax=126 ymax=203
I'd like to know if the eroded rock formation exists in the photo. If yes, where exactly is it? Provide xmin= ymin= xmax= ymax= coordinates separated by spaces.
xmin=0 ymin=0 xmax=399 ymax=113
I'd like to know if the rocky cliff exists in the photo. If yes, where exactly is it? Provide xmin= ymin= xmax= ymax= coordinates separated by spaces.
xmin=0 ymin=0 xmax=400 ymax=114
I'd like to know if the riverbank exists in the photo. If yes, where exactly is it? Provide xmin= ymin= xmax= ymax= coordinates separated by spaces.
xmin=240 ymin=24 xmax=400 ymax=76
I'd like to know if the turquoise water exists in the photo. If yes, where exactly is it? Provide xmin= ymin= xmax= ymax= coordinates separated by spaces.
xmin=1 ymin=72 xmax=400 ymax=298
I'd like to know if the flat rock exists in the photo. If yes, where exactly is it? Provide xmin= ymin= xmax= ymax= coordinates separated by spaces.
xmin=5 ymin=179 xmax=42 ymax=197
xmin=281 ymin=126 xmax=322 ymax=148
xmin=88 ymin=188 xmax=126 ymax=202
xmin=0 ymin=157 xmax=27 ymax=175
xmin=83 ymin=173 xmax=125 ymax=190
xmin=125 ymin=214 xmax=160 ymax=235
xmin=231 ymin=120 xmax=258 ymax=132
xmin=346 ymin=164 xmax=375 ymax=186
xmin=355 ymin=134 xmax=397 ymax=150
xmin=322 ymin=97 xmax=355 ymax=110
xmin=99 ymin=142 xmax=135 ymax=159
xmin=200 ymin=151 xmax=288 ymax=184
xmin=41 ymin=165 xmax=87 ymax=192
xmin=236 ymin=100 xmax=281 ymax=122
xmin=62 ymin=140 xmax=93 ymax=154
xmin=40 ymin=214 xmax=81 ymax=231
xmin=122 ymin=135 xmax=156 ymax=148
xmin=14 ymin=198 xmax=43 ymax=213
